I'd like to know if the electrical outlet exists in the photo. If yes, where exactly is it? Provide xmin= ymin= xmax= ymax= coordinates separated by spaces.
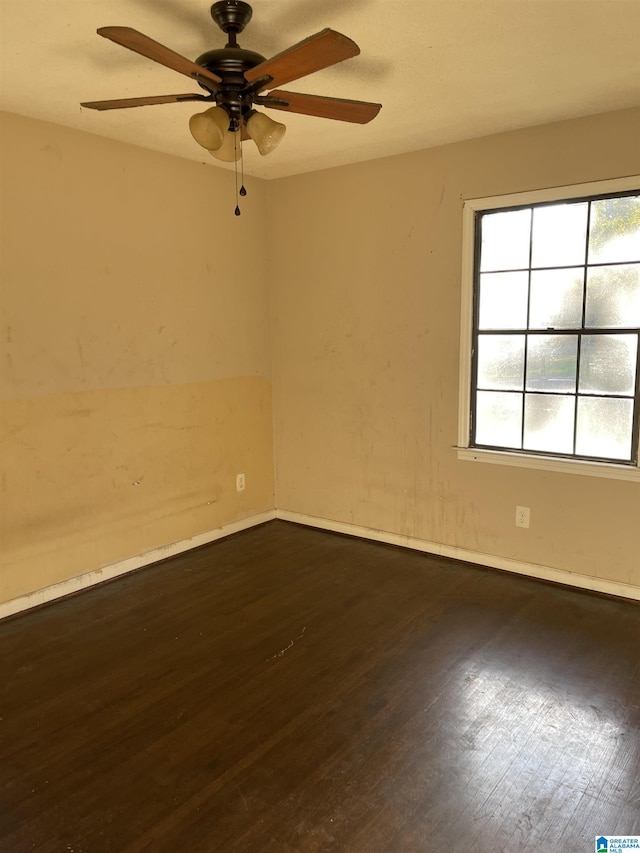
xmin=515 ymin=506 xmax=530 ymax=528
xmin=236 ymin=472 xmax=245 ymax=493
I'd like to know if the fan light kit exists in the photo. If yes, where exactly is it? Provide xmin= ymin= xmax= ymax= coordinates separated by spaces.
xmin=82 ymin=0 xmax=382 ymax=214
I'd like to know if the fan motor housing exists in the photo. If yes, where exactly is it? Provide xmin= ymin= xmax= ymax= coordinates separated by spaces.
xmin=195 ymin=46 xmax=265 ymax=81
xmin=195 ymin=46 xmax=267 ymax=122
xmin=194 ymin=45 xmax=266 ymax=123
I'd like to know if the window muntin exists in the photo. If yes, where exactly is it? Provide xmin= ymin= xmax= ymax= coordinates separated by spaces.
xmin=470 ymin=190 xmax=640 ymax=465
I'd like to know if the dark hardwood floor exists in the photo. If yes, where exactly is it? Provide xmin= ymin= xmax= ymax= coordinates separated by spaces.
xmin=1 ymin=520 xmax=639 ymax=852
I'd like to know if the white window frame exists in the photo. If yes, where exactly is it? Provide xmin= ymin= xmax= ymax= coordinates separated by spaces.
xmin=457 ymin=175 xmax=640 ymax=482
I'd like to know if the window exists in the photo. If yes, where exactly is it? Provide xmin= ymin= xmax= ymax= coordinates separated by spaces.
xmin=458 ymin=177 xmax=640 ymax=480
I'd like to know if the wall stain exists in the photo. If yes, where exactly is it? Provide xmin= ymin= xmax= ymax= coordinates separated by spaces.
xmin=76 ymin=337 xmax=86 ymax=384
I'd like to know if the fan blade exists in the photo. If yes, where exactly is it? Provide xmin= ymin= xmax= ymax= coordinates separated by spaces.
xmin=97 ymin=27 xmax=222 ymax=89
xmin=244 ymin=29 xmax=359 ymax=91
xmin=266 ymin=90 xmax=381 ymax=124
xmin=81 ymin=93 xmax=208 ymax=111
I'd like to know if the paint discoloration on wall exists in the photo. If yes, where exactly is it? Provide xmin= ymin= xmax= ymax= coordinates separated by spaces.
xmin=0 ymin=113 xmax=274 ymax=605
xmin=1 ymin=378 xmax=273 ymax=602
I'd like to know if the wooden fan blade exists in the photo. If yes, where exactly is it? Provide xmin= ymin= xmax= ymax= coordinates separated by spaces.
xmin=81 ymin=93 xmax=207 ymax=111
xmin=97 ymin=27 xmax=222 ymax=89
xmin=244 ymin=29 xmax=359 ymax=91
xmin=267 ymin=90 xmax=381 ymax=124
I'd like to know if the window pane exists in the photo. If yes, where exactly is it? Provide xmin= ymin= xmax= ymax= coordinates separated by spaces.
xmin=470 ymin=187 xmax=640 ymax=466
xmin=585 ymin=264 xmax=640 ymax=328
xmin=478 ymin=272 xmax=529 ymax=329
xmin=529 ymin=268 xmax=584 ymax=329
xmin=477 ymin=335 xmax=525 ymax=390
xmin=579 ymin=334 xmax=638 ymax=395
xmin=524 ymin=394 xmax=575 ymax=454
xmin=576 ymin=397 xmax=634 ymax=460
xmin=526 ymin=335 xmax=578 ymax=392
xmin=531 ymin=202 xmax=588 ymax=268
xmin=480 ymin=208 xmax=531 ymax=272
xmin=588 ymin=195 xmax=640 ymax=264
xmin=475 ymin=391 xmax=522 ymax=448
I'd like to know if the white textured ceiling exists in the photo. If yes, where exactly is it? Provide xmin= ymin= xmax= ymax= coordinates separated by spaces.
xmin=1 ymin=0 xmax=639 ymax=179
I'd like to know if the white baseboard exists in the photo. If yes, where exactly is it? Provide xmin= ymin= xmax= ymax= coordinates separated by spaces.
xmin=0 ymin=510 xmax=276 ymax=620
xmin=4 ymin=507 xmax=638 ymax=620
xmin=276 ymin=509 xmax=640 ymax=603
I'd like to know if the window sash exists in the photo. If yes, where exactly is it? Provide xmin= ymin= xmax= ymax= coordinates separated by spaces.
xmin=458 ymin=177 xmax=640 ymax=478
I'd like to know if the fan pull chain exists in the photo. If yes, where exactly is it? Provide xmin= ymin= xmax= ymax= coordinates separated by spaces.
xmin=234 ymin=131 xmax=241 ymax=216
xmin=239 ymin=136 xmax=247 ymax=197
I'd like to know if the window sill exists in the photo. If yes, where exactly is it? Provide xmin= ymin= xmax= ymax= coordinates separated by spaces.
xmin=455 ymin=446 xmax=640 ymax=481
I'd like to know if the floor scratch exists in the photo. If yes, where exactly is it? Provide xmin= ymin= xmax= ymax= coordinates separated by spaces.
xmin=233 ymin=781 xmax=249 ymax=813
xmin=266 ymin=626 xmax=307 ymax=662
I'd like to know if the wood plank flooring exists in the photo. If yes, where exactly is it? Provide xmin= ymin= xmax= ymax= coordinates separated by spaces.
xmin=1 ymin=520 xmax=639 ymax=852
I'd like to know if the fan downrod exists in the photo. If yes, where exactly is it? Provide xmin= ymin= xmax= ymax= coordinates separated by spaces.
xmin=210 ymin=1 xmax=253 ymax=35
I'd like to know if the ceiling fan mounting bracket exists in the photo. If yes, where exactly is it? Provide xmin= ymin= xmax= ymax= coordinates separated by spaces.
xmin=210 ymin=1 xmax=253 ymax=36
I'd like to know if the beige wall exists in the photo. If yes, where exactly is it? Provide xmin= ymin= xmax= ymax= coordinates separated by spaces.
xmin=2 ymin=108 xmax=639 ymax=608
xmin=270 ymin=108 xmax=640 ymax=589
xmin=1 ymin=113 xmax=274 ymax=603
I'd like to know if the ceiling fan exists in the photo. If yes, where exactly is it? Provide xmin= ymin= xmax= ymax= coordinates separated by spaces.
xmin=81 ymin=0 xmax=382 ymax=173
